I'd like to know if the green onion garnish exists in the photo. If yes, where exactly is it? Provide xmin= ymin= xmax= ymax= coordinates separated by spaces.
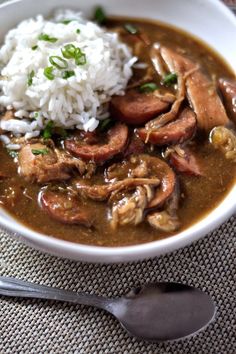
xmin=8 ymin=150 xmax=18 ymax=158
xmin=62 ymin=70 xmax=75 ymax=79
xmin=60 ymin=19 xmax=73 ymax=25
xmin=94 ymin=6 xmax=106 ymax=25
xmin=49 ymin=56 xmax=68 ymax=70
xmin=27 ymin=70 xmax=35 ymax=87
xmin=31 ymin=149 xmax=49 ymax=156
xmin=75 ymin=52 xmax=86 ymax=66
xmin=38 ymin=33 xmax=58 ymax=43
xmin=34 ymin=112 xmax=39 ymax=119
xmin=61 ymin=44 xmax=76 ymax=59
xmin=44 ymin=66 xmax=55 ymax=80
xmin=139 ymin=82 xmax=158 ymax=93
xmin=99 ymin=118 xmax=113 ymax=132
xmin=76 ymin=29 xmax=81 ymax=34
xmin=43 ymin=121 xmax=54 ymax=139
xmin=124 ymin=23 xmax=139 ymax=35
xmin=61 ymin=44 xmax=86 ymax=66
xmin=32 ymin=45 xmax=38 ymax=51
xmin=163 ymin=73 xmax=178 ymax=87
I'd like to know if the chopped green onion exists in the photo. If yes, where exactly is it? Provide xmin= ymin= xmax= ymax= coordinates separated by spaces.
xmin=60 ymin=19 xmax=74 ymax=25
xmin=32 ymin=45 xmax=38 ymax=51
xmin=32 ymin=149 xmax=49 ymax=156
xmin=43 ymin=121 xmax=54 ymax=139
xmin=44 ymin=66 xmax=55 ymax=80
xmin=34 ymin=112 xmax=39 ymax=119
xmin=62 ymin=70 xmax=75 ymax=79
xmin=163 ymin=73 xmax=178 ymax=87
xmin=94 ymin=6 xmax=106 ymax=25
xmin=27 ymin=70 xmax=35 ymax=87
xmin=124 ymin=23 xmax=139 ymax=35
xmin=75 ymin=52 xmax=86 ymax=66
xmin=38 ymin=33 xmax=58 ymax=43
xmin=49 ymin=56 xmax=68 ymax=70
xmin=61 ymin=44 xmax=76 ymax=59
xmin=8 ymin=150 xmax=18 ymax=158
xmin=99 ymin=118 xmax=113 ymax=131
xmin=139 ymin=82 xmax=158 ymax=93
xmin=76 ymin=28 xmax=81 ymax=34
xmin=61 ymin=44 xmax=86 ymax=66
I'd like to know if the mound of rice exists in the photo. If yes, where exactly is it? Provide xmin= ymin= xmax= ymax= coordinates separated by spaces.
xmin=0 ymin=10 xmax=136 ymax=138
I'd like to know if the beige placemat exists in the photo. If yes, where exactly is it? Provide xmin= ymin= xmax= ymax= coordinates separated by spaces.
xmin=0 ymin=216 xmax=235 ymax=354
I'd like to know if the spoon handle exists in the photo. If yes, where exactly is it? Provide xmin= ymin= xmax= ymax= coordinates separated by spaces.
xmin=0 ymin=276 xmax=109 ymax=310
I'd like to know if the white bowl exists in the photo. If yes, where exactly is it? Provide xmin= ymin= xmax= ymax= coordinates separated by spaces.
xmin=0 ymin=0 xmax=235 ymax=263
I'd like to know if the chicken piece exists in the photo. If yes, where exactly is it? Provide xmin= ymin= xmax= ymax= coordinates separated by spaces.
xmin=18 ymin=142 xmax=88 ymax=183
xmin=40 ymin=190 xmax=93 ymax=226
xmin=218 ymin=78 xmax=236 ymax=124
xmin=110 ymin=185 xmax=154 ymax=229
xmin=75 ymin=178 xmax=160 ymax=201
xmin=210 ymin=126 xmax=236 ymax=162
xmin=138 ymin=108 xmax=196 ymax=145
xmin=110 ymin=90 xmax=174 ymax=125
xmin=161 ymin=46 xmax=229 ymax=131
xmin=146 ymin=181 xmax=180 ymax=232
xmin=149 ymin=45 xmax=229 ymax=131
xmin=65 ymin=123 xmax=129 ymax=164
xmin=147 ymin=211 xmax=180 ymax=232
xmin=147 ymin=44 xmax=187 ymax=130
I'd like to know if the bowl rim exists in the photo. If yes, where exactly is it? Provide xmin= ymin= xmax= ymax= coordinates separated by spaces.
xmin=0 ymin=0 xmax=235 ymax=263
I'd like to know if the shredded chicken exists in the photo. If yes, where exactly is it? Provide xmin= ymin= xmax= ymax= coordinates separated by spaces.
xmin=110 ymin=185 xmax=154 ymax=229
xmin=147 ymin=211 xmax=180 ymax=232
xmin=75 ymin=178 xmax=160 ymax=201
xmin=146 ymin=183 xmax=180 ymax=232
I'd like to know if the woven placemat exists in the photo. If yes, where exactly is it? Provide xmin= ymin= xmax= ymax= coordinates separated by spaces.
xmin=0 ymin=216 xmax=235 ymax=354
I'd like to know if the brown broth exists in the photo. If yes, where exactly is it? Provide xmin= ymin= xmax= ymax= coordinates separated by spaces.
xmin=0 ymin=17 xmax=235 ymax=247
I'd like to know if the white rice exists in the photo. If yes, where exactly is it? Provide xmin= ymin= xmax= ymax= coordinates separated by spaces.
xmin=0 ymin=9 xmax=136 ymax=138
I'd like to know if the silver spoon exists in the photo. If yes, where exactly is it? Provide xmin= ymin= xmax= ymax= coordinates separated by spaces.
xmin=0 ymin=276 xmax=215 ymax=342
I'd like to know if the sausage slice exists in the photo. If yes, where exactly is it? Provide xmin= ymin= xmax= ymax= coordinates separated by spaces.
xmin=138 ymin=108 xmax=196 ymax=146
xmin=65 ymin=123 xmax=129 ymax=164
xmin=110 ymin=90 xmax=174 ymax=125
xmin=40 ymin=190 xmax=93 ymax=226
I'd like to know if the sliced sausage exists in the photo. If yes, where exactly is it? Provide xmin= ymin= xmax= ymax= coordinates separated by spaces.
xmin=218 ymin=78 xmax=236 ymax=124
xmin=159 ymin=46 xmax=229 ymax=131
xmin=169 ymin=147 xmax=203 ymax=176
xmin=40 ymin=190 xmax=93 ymax=226
xmin=65 ymin=123 xmax=129 ymax=164
xmin=138 ymin=108 xmax=196 ymax=146
xmin=110 ymin=90 xmax=174 ymax=125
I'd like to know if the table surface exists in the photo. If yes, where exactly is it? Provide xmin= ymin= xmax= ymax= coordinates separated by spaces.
xmin=0 ymin=1 xmax=235 ymax=353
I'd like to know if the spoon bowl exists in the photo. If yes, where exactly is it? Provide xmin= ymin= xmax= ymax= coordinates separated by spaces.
xmin=110 ymin=283 xmax=216 ymax=341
